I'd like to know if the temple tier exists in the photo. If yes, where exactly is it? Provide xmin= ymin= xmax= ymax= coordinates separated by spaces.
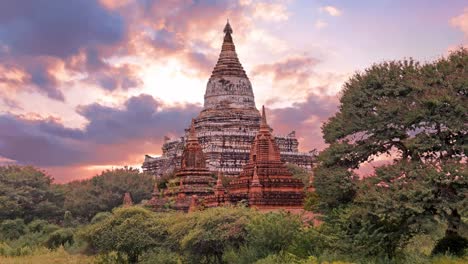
xmin=142 ymin=21 xmax=315 ymax=178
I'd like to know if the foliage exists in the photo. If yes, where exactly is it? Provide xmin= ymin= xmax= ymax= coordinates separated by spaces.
xmin=432 ymin=233 xmax=468 ymax=256
xmin=90 ymin=212 xmax=112 ymax=224
xmin=0 ymin=166 xmax=64 ymax=222
xmin=27 ymin=220 xmax=50 ymax=233
xmin=313 ymin=157 xmax=357 ymax=212
xmin=287 ymin=163 xmax=311 ymax=185
xmin=224 ymin=211 xmax=306 ymax=264
xmin=45 ymin=228 xmax=74 ymax=249
xmin=0 ymin=219 xmax=26 ymax=240
xmin=314 ymin=48 xmax=468 ymax=256
xmin=140 ymin=249 xmax=181 ymax=264
xmin=168 ymin=206 xmax=254 ymax=263
xmin=79 ymin=206 xmax=165 ymax=263
xmin=63 ymin=167 xmax=154 ymax=221
xmin=63 ymin=211 xmax=76 ymax=228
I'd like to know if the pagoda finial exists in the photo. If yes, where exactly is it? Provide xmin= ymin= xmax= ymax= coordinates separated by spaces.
xmin=223 ymin=20 xmax=233 ymax=43
xmin=224 ymin=19 xmax=233 ymax=35
xmin=188 ymin=118 xmax=197 ymax=141
xmin=260 ymin=105 xmax=269 ymax=129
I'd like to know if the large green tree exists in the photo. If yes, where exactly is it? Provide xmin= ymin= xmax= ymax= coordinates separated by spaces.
xmin=315 ymin=48 xmax=467 ymax=255
xmin=0 ymin=166 xmax=64 ymax=222
xmin=63 ymin=167 xmax=154 ymax=221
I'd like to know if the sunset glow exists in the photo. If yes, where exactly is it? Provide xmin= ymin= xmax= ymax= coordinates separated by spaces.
xmin=0 ymin=0 xmax=466 ymax=182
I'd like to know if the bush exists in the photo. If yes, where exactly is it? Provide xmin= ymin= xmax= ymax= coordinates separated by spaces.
xmin=168 ymin=206 xmax=254 ymax=263
xmin=27 ymin=220 xmax=49 ymax=233
xmin=246 ymin=211 xmax=302 ymax=256
xmin=45 ymin=228 xmax=74 ymax=249
xmin=90 ymin=212 xmax=112 ymax=224
xmin=224 ymin=211 xmax=304 ymax=263
xmin=432 ymin=233 xmax=468 ymax=257
xmin=140 ymin=249 xmax=182 ymax=264
xmin=0 ymin=219 xmax=26 ymax=240
xmin=79 ymin=207 xmax=165 ymax=263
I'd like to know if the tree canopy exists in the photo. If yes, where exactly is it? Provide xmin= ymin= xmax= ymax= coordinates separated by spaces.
xmin=63 ymin=167 xmax=154 ymax=221
xmin=0 ymin=166 xmax=64 ymax=222
xmin=314 ymin=48 xmax=468 ymax=256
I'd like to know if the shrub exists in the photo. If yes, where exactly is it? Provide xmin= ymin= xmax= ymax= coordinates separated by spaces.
xmin=27 ymin=219 xmax=49 ymax=233
xmin=79 ymin=207 xmax=165 ymax=263
xmin=140 ymin=249 xmax=182 ymax=264
xmin=432 ymin=233 xmax=468 ymax=257
xmin=0 ymin=219 xmax=26 ymax=240
xmin=45 ymin=228 xmax=74 ymax=249
xmin=90 ymin=212 xmax=112 ymax=224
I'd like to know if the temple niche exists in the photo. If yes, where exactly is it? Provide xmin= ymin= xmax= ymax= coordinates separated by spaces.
xmin=142 ymin=21 xmax=316 ymax=179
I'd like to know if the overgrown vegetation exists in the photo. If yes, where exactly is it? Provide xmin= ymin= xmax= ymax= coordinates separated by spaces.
xmin=0 ymin=48 xmax=466 ymax=263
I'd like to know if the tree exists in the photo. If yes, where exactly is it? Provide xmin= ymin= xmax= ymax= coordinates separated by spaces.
xmin=315 ymin=48 xmax=468 ymax=255
xmin=0 ymin=166 xmax=64 ymax=222
xmin=63 ymin=167 xmax=154 ymax=221
xmin=80 ymin=207 xmax=165 ymax=263
xmin=168 ymin=206 xmax=254 ymax=264
xmin=286 ymin=163 xmax=311 ymax=185
xmin=313 ymin=143 xmax=358 ymax=212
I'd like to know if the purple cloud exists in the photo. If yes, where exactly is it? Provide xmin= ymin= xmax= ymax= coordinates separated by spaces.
xmin=0 ymin=94 xmax=201 ymax=167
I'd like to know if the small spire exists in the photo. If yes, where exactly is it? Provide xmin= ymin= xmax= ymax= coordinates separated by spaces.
xmin=188 ymin=118 xmax=197 ymax=141
xmin=260 ymin=105 xmax=269 ymax=130
xmin=179 ymin=178 xmax=184 ymax=190
xmin=216 ymin=171 xmax=223 ymax=186
xmin=122 ymin=192 xmax=133 ymax=207
xmin=251 ymin=165 xmax=261 ymax=186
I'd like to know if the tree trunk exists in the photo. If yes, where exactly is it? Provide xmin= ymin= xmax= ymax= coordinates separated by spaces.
xmin=128 ymin=253 xmax=139 ymax=264
xmin=446 ymin=208 xmax=461 ymax=236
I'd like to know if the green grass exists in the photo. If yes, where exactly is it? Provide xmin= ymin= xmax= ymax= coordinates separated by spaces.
xmin=0 ymin=247 xmax=94 ymax=264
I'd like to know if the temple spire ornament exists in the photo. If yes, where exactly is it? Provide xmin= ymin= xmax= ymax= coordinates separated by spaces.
xmin=224 ymin=19 xmax=233 ymax=35
xmin=188 ymin=118 xmax=197 ymax=142
xmin=260 ymin=105 xmax=269 ymax=131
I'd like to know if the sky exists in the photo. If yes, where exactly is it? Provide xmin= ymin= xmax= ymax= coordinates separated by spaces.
xmin=0 ymin=0 xmax=466 ymax=183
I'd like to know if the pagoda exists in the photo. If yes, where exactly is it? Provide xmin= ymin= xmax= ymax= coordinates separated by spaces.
xmin=143 ymin=21 xmax=315 ymax=178
xmin=226 ymin=106 xmax=305 ymax=210
xmin=148 ymin=120 xmax=216 ymax=212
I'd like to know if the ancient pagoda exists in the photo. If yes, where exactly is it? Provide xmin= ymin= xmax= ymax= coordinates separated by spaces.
xmin=223 ymin=106 xmax=305 ymax=210
xmin=148 ymin=120 xmax=215 ymax=212
xmin=143 ymin=21 xmax=315 ymax=178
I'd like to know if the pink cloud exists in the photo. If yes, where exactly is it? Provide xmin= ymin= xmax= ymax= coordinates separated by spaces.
xmin=320 ymin=6 xmax=342 ymax=17
xmin=450 ymin=8 xmax=468 ymax=38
